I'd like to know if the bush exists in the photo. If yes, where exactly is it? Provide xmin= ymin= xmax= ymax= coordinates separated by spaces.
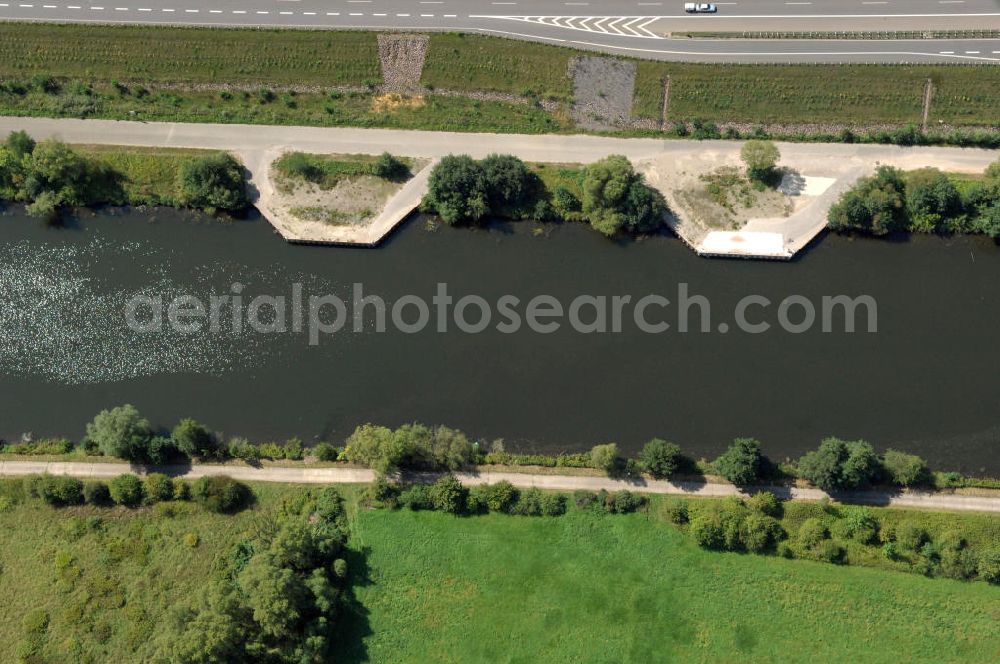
xmin=815 ymin=540 xmax=847 ymax=564
xmin=573 ymin=490 xmax=598 ymax=510
xmin=741 ymin=513 xmax=783 ymax=553
xmin=171 ymin=418 xmax=217 ymax=459
xmin=513 ymin=487 xmax=544 ymax=516
xmin=638 ymin=438 xmax=683 ymax=479
xmin=540 ymin=493 xmax=568 ymax=517
xmin=371 ymin=152 xmax=410 ymax=181
xmin=713 ymin=438 xmax=763 ymax=485
xmin=483 ymin=480 xmax=518 ymax=513
xmin=690 ymin=514 xmax=725 ymax=550
xmin=839 ymin=507 xmax=879 ymax=544
xmin=589 ymin=443 xmax=620 ymax=475
xmin=176 ymin=152 xmax=248 ymax=212
xmin=227 ymin=438 xmax=261 ymax=463
xmin=977 ymin=548 xmax=1000 ymax=584
xmin=33 ymin=475 xmax=84 ymax=507
xmin=143 ymin=473 xmax=174 ymax=503
xmin=745 ymin=491 xmax=781 ymax=517
xmin=282 ymin=438 xmax=304 ymax=461
xmin=311 ymin=443 xmax=339 ymax=462
xmin=192 ymin=475 xmax=252 ymax=513
xmin=882 ymin=449 xmax=929 ymax=487
xmin=429 ymin=475 xmax=467 ymax=514
xmin=361 ymin=476 xmax=400 ymax=509
xmin=606 ymin=490 xmax=647 ymax=514
xmin=797 ymin=518 xmax=828 ymax=549
xmin=398 ymin=484 xmax=433 ymax=511
xmin=172 ymin=478 xmax=191 ymax=501
xmin=895 ymin=520 xmax=930 ymax=552
xmin=661 ymin=497 xmax=689 ymax=524
xmin=85 ymin=404 xmax=154 ymax=462
xmin=83 ymin=480 xmax=111 ymax=506
xmin=109 ymin=474 xmax=145 ymax=507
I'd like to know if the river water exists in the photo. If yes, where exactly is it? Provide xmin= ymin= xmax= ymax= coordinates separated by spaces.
xmin=1 ymin=206 xmax=998 ymax=474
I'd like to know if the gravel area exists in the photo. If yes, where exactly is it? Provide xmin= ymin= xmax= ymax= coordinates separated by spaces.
xmin=378 ymin=34 xmax=429 ymax=93
xmin=569 ymin=56 xmax=636 ymax=131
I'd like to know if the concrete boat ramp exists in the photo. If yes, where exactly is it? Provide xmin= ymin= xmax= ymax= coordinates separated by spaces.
xmin=1 ymin=117 xmax=996 ymax=259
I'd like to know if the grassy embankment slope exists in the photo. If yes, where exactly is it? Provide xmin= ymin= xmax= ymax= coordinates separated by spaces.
xmin=0 ymin=25 xmax=998 ymax=134
xmin=1 ymin=480 xmax=997 ymax=663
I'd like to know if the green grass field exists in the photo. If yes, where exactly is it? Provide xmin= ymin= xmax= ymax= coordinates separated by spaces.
xmin=422 ymin=34 xmax=573 ymax=98
xmin=0 ymin=25 xmax=998 ymax=134
xmin=632 ymin=63 xmax=1000 ymax=126
xmin=346 ymin=507 xmax=1000 ymax=663
xmin=1 ymin=479 xmax=998 ymax=662
xmin=0 ymin=24 xmax=380 ymax=86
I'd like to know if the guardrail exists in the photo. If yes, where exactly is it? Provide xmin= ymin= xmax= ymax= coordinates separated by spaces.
xmin=678 ymin=30 xmax=1000 ymax=40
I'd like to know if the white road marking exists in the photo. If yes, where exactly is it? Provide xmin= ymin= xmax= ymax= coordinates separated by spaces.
xmin=256 ymin=10 xmax=268 ymax=14
xmin=478 ymin=15 xmax=663 ymax=39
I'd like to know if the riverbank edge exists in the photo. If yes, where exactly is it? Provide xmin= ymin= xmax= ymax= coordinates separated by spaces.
xmin=1 ymin=458 xmax=997 ymax=513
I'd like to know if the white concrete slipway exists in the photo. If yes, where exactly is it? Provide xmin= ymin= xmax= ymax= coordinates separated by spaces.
xmin=1 ymin=117 xmax=996 ymax=257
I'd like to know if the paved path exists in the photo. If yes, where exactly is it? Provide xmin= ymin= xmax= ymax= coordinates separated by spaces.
xmin=1 ymin=0 xmax=998 ymax=63
xmin=1 ymin=460 xmax=998 ymax=513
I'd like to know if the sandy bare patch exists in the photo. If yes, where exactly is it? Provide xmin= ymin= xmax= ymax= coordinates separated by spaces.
xmin=372 ymin=93 xmax=427 ymax=113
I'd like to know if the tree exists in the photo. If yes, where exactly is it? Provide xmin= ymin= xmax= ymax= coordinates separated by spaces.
xmin=882 ymin=449 xmax=929 ymax=486
xmin=109 ymin=473 xmax=145 ymax=507
xmin=904 ymin=167 xmax=961 ymax=232
xmin=828 ymin=166 xmax=907 ymax=236
xmin=172 ymin=418 xmax=218 ymax=459
xmin=740 ymin=140 xmax=780 ymax=181
xmin=797 ymin=438 xmax=879 ymax=491
xmin=429 ymin=426 xmax=476 ymax=470
xmin=343 ymin=423 xmax=405 ymax=474
xmin=21 ymin=139 xmax=92 ymax=214
xmin=713 ymin=437 xmax=763 ymax=485
xmin=589 ymin=442 xmax=620 ymax=475
xmin=177 ymin=152 xmax=248 ymax=212
xmin=581 ymin=154 xmax=665 ymax=236
xmin=480 ymin=153 xmax=534 ymax=210
xmin=430 ymin=475 xmax=467 ymax=514
xmin=638 ymin=438 xmax=683 ymax=478
xmin=423 ymin=155 xmax=489 ymax=224
xmin=85 ymin=404 xmax=154 ymax=462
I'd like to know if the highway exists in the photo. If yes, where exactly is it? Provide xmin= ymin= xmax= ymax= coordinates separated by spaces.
xmin=1 ymin=0 xmax=999 ymax=62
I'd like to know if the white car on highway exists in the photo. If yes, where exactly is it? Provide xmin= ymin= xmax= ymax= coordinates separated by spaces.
xmin=684 ymin=3 xmax=718 ymax=12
